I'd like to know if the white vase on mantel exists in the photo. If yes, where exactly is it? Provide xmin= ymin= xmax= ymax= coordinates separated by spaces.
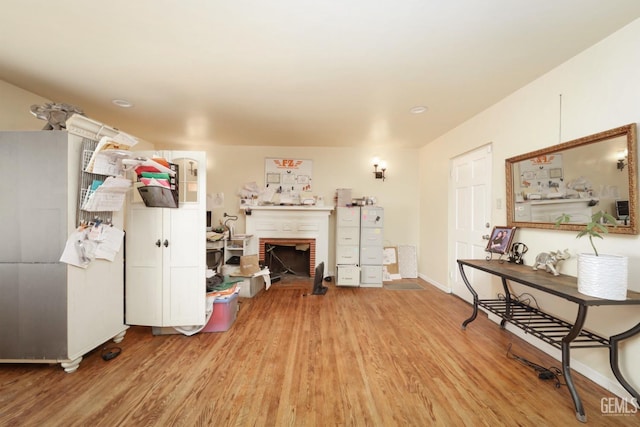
xmin=577 ymin=253 xmax=628 ymax=300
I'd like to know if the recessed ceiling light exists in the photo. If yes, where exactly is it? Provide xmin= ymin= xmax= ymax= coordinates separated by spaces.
xmin=112 ymin=99 xmax=133 ymax=108
xmin=410 ymin=106 xmax=428 ymax=114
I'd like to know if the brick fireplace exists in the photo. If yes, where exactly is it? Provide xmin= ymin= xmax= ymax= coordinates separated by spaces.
xmin=259 ymin=238 xmax=316 ymax=277
xmin=244 ymin=206 xmax=334 ymax=278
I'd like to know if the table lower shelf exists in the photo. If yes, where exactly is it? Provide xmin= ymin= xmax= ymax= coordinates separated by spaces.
xmin=479 ymin=299 xmax=609 ymax=349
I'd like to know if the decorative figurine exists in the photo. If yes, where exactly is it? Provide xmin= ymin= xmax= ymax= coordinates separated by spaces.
xmin=532 ymin=249 xmax=571 ymax=276
xmin=508 ymin=242 xmax=528 ymax=265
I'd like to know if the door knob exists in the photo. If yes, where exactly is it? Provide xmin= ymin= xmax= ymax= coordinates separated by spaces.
xmin=163 ymin=239 xmax=169 ymax=247
xmin=155 ymin=239 xmax=161 ymax=247
xmin=482 ymin=234 xmax=490 ymax=240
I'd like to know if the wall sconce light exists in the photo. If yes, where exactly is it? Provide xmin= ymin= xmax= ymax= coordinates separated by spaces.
xmin=372 ymin=157 xmax=387 ymax=181
xmin=616 ymin=150 xmax=628 ymax=171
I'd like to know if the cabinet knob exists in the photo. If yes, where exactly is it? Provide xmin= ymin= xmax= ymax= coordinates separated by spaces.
xmin=163 ymin=239 xmax=169 ymax=247
xmin=155 ymin=239 xmax=161 ymax=247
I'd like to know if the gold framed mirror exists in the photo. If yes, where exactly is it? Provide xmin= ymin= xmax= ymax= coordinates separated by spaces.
xmin=506 ymin=123 xmax=637 ymax=235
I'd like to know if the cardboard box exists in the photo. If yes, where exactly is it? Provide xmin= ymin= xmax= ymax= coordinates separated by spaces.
xmin=240 ymin=254 xmax=260 ymax=275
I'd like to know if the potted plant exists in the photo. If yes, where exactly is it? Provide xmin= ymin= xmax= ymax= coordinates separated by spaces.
xmin=555 ymin=211 xmax=628 ymax=300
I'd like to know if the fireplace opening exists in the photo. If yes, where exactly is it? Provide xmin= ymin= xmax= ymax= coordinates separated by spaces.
xmin=259 ymin=238 xmax=316 ymax=277
xmin=265 ymin=244 xmax=310 ymax=277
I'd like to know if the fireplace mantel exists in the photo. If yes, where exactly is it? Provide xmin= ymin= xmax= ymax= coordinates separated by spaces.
xmin=244 ymin=206 xmax=334 ymax=274
xmin=244 ymin=205 xmax=334 ymax=213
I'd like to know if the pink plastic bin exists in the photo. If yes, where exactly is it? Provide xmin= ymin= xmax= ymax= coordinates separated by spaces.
xmin=202 ymin=293 xmax=239 ymax=332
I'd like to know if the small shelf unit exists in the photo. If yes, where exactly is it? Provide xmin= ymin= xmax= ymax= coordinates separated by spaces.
xmin=223 ymin=236 xmax=255 ymax=275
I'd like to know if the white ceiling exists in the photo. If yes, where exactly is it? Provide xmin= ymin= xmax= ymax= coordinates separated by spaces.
xmin=2 ymin=1 xmax=640 ymax=148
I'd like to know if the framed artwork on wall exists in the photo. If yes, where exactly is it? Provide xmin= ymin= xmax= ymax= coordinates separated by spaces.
xmin=264 ymin=158 xmax=313 ymax=192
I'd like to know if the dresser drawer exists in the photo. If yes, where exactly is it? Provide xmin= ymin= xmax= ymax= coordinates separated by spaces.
xmin=337 ymin=226 xmax=360 ymax=245
xmin=360 ymin=227 xmax=383 ymax=247
xmin=337 ymin=265 xmax=360 ymax=286
xmin=360 ymin=245 xmax=383 ymax=265
xmin=360 ymin=265 xmax=383 ymax=286
xmin=360 ymin=207 xmax=384 ymax=227
xmin=336 ymin=245 xmax=359 ymax=264
xmin=337 ymin=207 xmax=361 ymax=227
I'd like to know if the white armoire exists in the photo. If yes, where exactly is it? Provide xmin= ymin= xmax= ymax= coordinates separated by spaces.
xmin=125 ymin=151 xmax=207 ymax=327
xmin=0 ymin=115 xmax=129 ymax=373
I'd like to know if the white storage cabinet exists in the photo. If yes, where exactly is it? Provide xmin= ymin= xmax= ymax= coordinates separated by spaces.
xmin=222 ymin=236 xmax=254 ymax=276
xmin=0 ymin=116 xmax=129 ymax=373
xmin=335 ymin=206 xmax=361 ymax=286
xmin=125 ymin=151 xmax=207 ymax=327
xmin=359 ymin=207 xmax=384 ymax=287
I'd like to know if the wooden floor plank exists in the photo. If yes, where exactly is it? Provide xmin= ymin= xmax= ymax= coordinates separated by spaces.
xmin=0 ymin=278 xmax=637 ymax=426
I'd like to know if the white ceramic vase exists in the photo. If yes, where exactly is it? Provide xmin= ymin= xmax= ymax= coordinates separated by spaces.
xmin=577 ymin=253 xmax=628 ymax=300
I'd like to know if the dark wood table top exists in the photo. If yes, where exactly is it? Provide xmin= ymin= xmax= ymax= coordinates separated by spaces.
xmin=458 ymin=259 xmax=640 ymax=306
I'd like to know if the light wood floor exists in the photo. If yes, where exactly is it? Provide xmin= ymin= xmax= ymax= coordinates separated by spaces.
xmin=1 ymin=277 xmax=637 ymax=426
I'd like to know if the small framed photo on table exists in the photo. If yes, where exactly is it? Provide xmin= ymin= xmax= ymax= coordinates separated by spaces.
xmin=485 ymin=226 xmax=516 ymax=256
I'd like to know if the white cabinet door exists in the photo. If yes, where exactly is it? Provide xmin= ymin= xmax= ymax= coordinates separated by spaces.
xmin=125 ymin=206 xmax=164 ymax=326
xmin=163 ymin=206 xmax=205 ymax=326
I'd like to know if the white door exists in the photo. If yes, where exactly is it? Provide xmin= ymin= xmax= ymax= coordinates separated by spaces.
xmin=450 ymin=144 xmax=493 ymax=302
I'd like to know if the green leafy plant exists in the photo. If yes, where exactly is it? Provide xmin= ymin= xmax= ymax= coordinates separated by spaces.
xmin=554 ymin=211 xmax=617 ymax=256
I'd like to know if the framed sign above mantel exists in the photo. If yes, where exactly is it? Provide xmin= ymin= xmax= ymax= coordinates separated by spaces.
xmin=265 ymin=158 xmax=313 ymax=192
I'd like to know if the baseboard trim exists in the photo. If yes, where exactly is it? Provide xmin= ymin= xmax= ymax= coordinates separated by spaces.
xmin=419 ymin=272 xmax=451 ymax=293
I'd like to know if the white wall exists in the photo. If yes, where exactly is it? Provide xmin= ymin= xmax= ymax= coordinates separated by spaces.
xmin=420 ymin=18 xmax=640 ymax=398
xmin=0 ymin=80 xmax=51 ymax=130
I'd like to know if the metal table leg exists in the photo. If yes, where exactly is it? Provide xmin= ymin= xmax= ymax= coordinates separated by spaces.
xmin=609 ymin=321 xmax=640 ymax=403
xmin=500 ymin=277 xmax=511 ymax=329
xmin=459 ymin=263 xmax=478 ymax=329
xmin=563 ymin=305 xmax=589 ymax=423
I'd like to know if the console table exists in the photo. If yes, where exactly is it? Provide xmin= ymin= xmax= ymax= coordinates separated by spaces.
xmin=457 ymin=259 xmax=640 ymax=422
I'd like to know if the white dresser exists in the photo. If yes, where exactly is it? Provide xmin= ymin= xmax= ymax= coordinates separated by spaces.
xmin=335 ymin=206 xmax=384 ymax=287
xmin=359 ymin=207 xmax=384 ymax=287
xmin=335 ymin=207 xmax=361 ymax=286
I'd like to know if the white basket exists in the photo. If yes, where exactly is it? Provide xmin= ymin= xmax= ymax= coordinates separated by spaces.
xmin=577 ymin=253 xmax=628 ymax=300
